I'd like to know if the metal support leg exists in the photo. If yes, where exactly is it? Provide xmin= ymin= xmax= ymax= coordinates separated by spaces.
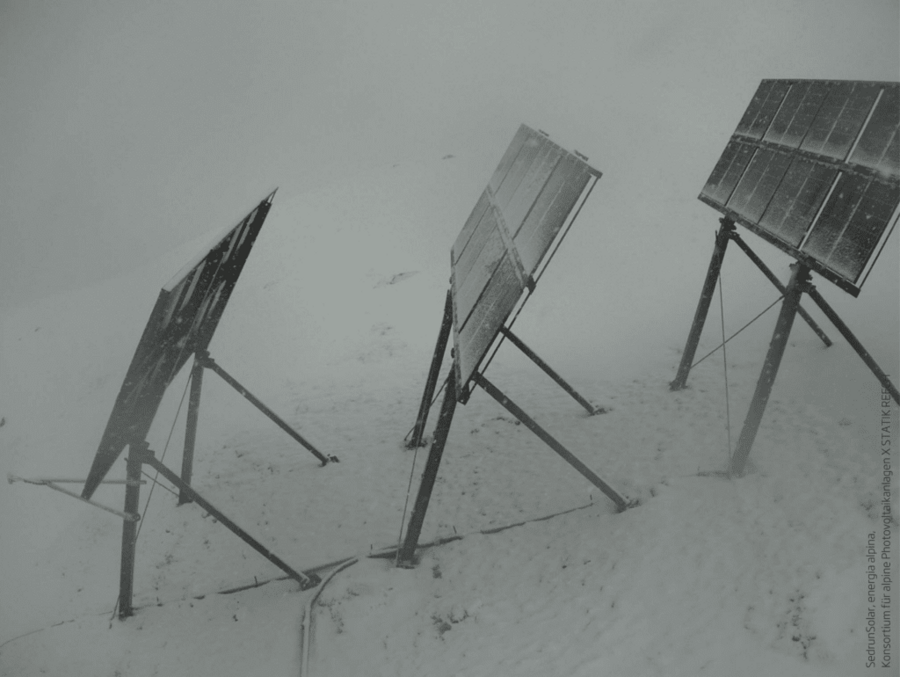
xmin=671 ymin=218 xmax=735 ymax=390
xmin=805 ymin=285 xmax=899 ymax=404
xmin=409 ymin=290 xmax=454 ymax=448
xmin=499 ymin=326 xmax=600 ymax=415
xmin=730 ymin=264 xmax=810 ymax=476
xmin=196 ymin=351 xmax=332 ymax=465
xmin=118 ymin=441 xmax=145 ymax=619
xmin=473 ymin=372 xmax=629 ymax=512
xmin=134 ymin=446 xmax=320 ymax=590
xmin=179 ymin=358 xmax=204 ymax=505
xmin=398 ymin=368 xmax=459 ymax=566
xmin=729 ymin=233 xmax=832 ymax=347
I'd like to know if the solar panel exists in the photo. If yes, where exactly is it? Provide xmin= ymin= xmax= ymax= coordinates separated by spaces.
xmin=82 ymin=192 xmax=275 ymax=499
xmin=450 ymin=125 xmax=600 ymax=396
xmin=700 ymin=80 xmax=900 ymax=296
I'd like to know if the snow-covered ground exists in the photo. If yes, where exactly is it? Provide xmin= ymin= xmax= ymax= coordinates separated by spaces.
xmin=2 ymin=1 xmax=898 ymax=675
xmin=0 ymin=147 xmax=897 ymax=675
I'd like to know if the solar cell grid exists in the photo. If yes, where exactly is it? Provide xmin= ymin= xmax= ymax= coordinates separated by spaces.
xmin=700 ymin=79 xmax=900 ymax=295
xmin=759 ymin=159 xmax=836 ymax=246
xmin=450 ymin=125 xmax=600 ymax=396
xmin=82 ymin=193 xmax=274 ymax=499
xmin=851 ymin=85 xmax=900 ymax=178
xmin=764 ymin=81 xmax=827 ymax=149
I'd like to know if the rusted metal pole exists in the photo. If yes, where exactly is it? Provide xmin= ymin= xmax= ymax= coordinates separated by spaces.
xmin=179 ymin=358 xmax=205 ymax=504
xmin=196 ymin=351 xmax=331 ymax=465
xmin=408 ymin=290 xmax=454 ymax=448
xmin=398 ymin=368 xmax=459 ymax=566
xmin=473 ymin=372 xmax=628 ymax=512
xmin=499 ymin=326 xmax=600 ymax=415
xmin=118 ymin=441 xmax=145 ymax=618
xmin=730 ymin=264 xmax=809 ymax=476
xmin=134 ymin=446 xmax=319 ymax=590
xmin=671 ymin=218 xmax=735 ymax=390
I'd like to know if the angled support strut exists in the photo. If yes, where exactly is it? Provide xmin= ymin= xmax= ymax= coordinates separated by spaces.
xmin=499 ymin=326 xmax=601 ymax=415
xmin=728 ymin=233 xmax=832 ymax=347
xmin=804 ymin=285 xmax=899 ymax=404
xmin=473 ymin=373 xmax=628 ymax=512
xmin=134 ymin=446 xmax=319 ymax=589
xmin=730 ymin=263 xmax=809 ymax=476
xmin=118 ymin=441 xmax=145 ymax=618
xmin=671 ymin=218 xmax=832 ymax=391
xmin=398 ymin=368 xmax=459 ymax=565
xmin=179 ymin=357 xmax=205 ymax=504
xmin=408 ymin=290 xmax=454 ymax=448
xmin=195 ymin=350 xmax=333 ymax=465
xmin=671 ymin=218 xmax=735 ymax=390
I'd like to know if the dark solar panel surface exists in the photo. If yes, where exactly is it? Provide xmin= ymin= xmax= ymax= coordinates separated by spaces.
xmin=82 ymin=193 xmax=274 ymax=498
xmin=700 ymin=80 xmax=900 ymax=295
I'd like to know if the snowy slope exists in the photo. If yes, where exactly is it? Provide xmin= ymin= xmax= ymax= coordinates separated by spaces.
xmin=1 ymin=147 xmax=896 ymax=676
xmin=1 ymin=1 xmax=898 ymax=674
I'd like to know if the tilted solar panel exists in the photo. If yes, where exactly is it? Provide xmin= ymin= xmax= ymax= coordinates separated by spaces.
xmin=700 ymin=80 xmax=900 ymax=296
xmin=82 ymin=192 xmax=274 ymax=499
xmin=450 ymin=125 xmax=600 ymax=397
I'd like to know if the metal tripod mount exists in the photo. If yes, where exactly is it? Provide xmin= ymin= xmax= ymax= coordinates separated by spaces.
xmin=117 ymin=349 xmax=336 ymax=618
xmin=398 ymin=290 xmax=630 ymax=567
xmin=672 ymin=217 xmax=898 ymax=477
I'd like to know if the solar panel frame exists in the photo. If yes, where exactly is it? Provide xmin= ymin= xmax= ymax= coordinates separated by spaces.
xmin=82 ymin=192 xmax=275 ymax=499
xmin=450 ymin=125 xmax=600 ymax=400
xmin=700 ymin=79 xmax=900 ymax=296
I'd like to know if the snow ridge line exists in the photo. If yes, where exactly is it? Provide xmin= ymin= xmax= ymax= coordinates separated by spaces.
xmin=0 ymin=500 xmax=604 ymax=651
xmin=297 ymin=500 xmax=602 ymax=676
xmin=230 ymin=498 xmax=603 ymax=596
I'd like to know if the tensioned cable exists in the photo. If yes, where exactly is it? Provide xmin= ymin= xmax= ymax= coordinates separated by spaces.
xmin=402 ymin=372 xmax=450 ymax=443
xmin=140 ymin=469 xmax=179 ymax=499
xmin=109 ymin=374 xmax=193 ymax=624
xmin=718 ymin=272 xmax=733 ymax=458
xmin=691 ymin=295 xmax=784 ymax=370
xmin=394 ymin=435 xmax=424 ymax=566
xmin=110 ymin=367 xmax=193 ymax=621
xmin=133 ymin=370 xmax=193 ymax=543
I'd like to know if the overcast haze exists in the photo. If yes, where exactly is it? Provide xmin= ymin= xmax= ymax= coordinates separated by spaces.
xmin=1 ymin=0 xmax=898 ymax=307
xmin=1 ymin=2 xmax=900 ymax=672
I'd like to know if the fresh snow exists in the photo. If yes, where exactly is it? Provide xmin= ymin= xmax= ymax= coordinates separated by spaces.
xmin=1 ymin=2 xmax=898 ymax=674
xmin=0 ymin=151 xmax=896 ymax=675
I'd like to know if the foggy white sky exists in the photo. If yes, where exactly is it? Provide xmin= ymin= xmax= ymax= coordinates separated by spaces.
xmin=1 ymin=0 xmax=898 ymax=307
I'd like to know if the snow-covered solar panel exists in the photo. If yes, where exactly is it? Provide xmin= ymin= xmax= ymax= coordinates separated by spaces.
xmin=700 ymin=79 xmax=900 ymax=296
xmin=82 ymin=192 xmax=274 ymax=499
xmin=451 ymin=125 xmax=600 ymax=396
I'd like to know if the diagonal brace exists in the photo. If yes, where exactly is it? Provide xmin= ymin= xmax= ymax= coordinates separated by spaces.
xmin=133 ymin=446 xmax=319 ymax=590
xmin=499 ymin=326 xmax=601 ymax=415
xmin=473 ymin=372 xmax=628 ymax=512
xmin=804 ymin=285 xmax=899 ymax=404
xmin=7 ymin=474 xmax=141 ymax=522
xmin=408 ymin=290 xmax=454 ymax=448
xmin=730 ymin=263 xmax=809 ymax=476
xmin=195 ymin=350 xmax=333 ymax=465
xmin=398 ymin=368 xmax=460 ymax=566
xmin=728 ymin=232 xmax=832 ymax=347
xmin=671 ymin=218 xmax=735 ymax=390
